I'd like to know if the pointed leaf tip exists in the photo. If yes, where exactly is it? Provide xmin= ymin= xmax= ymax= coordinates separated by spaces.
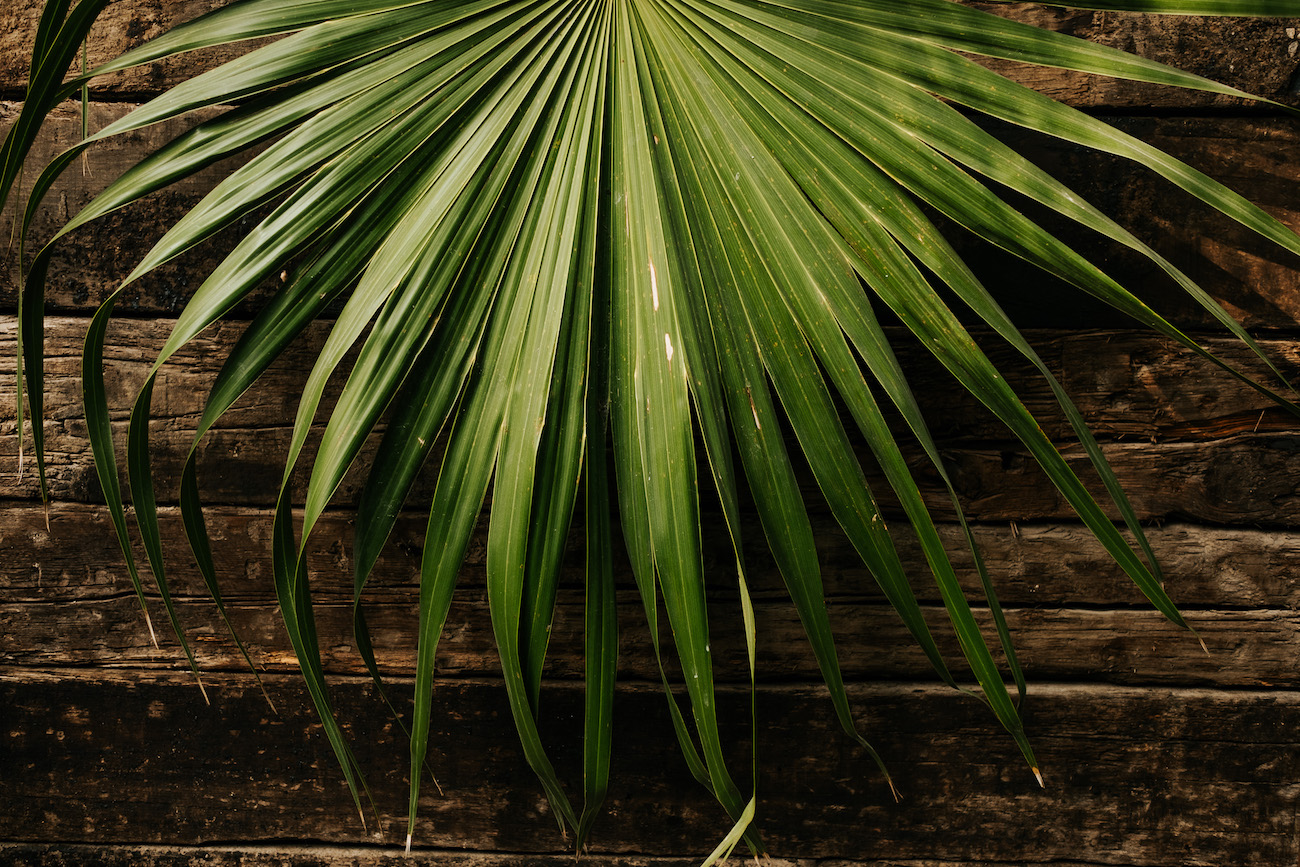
xmin=144 ymin=610 xmax=158 ymax=648
xmin=1033 ymin=767 xmax=1045 ymax=788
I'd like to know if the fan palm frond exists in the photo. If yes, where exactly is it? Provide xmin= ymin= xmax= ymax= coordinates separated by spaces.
xmin=5 ymin=0 xmax=1299 ymax=854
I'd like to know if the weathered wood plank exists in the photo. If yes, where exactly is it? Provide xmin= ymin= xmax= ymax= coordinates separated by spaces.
xmin=5 ymin=502 xmax=1299 ymax=609
xmin=983 ymin=115 xmax=1300 ymax=332
xmin=0 ymin=101 xmax=276 ymax=317
xmin=9 ymin=316 xmax=1300 ymax=440
xmin=937 ymin=433 xmax=1300 ymax=524
xmin=2 ymin=318 xmax=1299 ymax=520
xmin=7 ymin=103 xmax=1300 ymax=326
xmin=0 ymin=846 xmax=736 ymax=867
xmin=968 ymin=3 xmax=1300 ymax=109
xmin=2 ymin=589 xmax=1294 ymax=688
xmin=8 ymin=413 xmax=1298 ymax=523
xmin=0 ymin=843 xmax=1174 ymax=867
xmin=4 ymin=412 xmax=1299 ymax=521
xmin=10 ymin=316 xmax=1300 ymax=440
xmin=0 ymin=0 xmax=259 ymax=99
xmin=2 ymin=670 xmax=1295 ymax=865
xmin=4 ymin=0 xmax=1298 ymax=109
xmin=892 ymin=327 xmax=1300 ymax=442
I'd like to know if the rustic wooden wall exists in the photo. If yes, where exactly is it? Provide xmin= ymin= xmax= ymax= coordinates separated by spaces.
xmin=4 ymin=3 xmax=1300 ymax=865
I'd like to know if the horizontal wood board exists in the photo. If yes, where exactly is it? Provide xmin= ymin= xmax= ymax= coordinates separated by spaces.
xmin=2 ymin=671 xmax=1298 ymax=866
xmin=4 ymin=1 xmax=1300 ymax=109
xmin=0 ymin=848 xmax=1236 ymax=867
xmin=2 ymin=318 xmax=1300 ymax=521
xmin=8 ymin=112 xmax=1300 ymax=327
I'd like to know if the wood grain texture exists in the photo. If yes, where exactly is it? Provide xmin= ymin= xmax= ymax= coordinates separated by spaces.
xmin=0 ymin=0 xmax=260 ymax=99
xmin=1 ymin=407 xmax=1284 ymax=522
xmin=3 ymin=585 xmax=1296 ymax=687
xmin=2 ymin=317 xmax=1299 ymax=519
xmin=3 ymin=0 xmax=1298 ymax=108
xmin=0 ymin=847 xmax=1171 ymax=867
xmin=7 ymin=501 xmax=1300 ymax=608
xmin=0 ymin=101 xmax=275 ymax=317
xmin=1 ymin=509 xmax=1297 ymax=690
xmin=7 ymin=106 xmax=1300 ymax=328
xmin=2 ymin=670 xmax=1296 ymax=865
xmin=0 ymin=847 xmax=736 ymax=867
xmin=983 ymin=115 xmax=1300 ymax=331
xmin=968 ymin=3 xmax=1300 ymax=109
xmin=7 ymin=316 xmax=1300 ymax=441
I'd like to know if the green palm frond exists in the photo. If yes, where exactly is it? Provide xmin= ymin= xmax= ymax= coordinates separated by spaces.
xmin=5 ymin=0 xmax=1300 ymax=854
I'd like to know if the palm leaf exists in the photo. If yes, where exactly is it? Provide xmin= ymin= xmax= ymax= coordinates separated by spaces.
xmin=6 ymin=0 xmax=1300 ymax=855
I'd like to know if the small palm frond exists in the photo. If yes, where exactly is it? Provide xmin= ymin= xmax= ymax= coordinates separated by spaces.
xmin=4 ymin=0 xmax=1299 ymax=853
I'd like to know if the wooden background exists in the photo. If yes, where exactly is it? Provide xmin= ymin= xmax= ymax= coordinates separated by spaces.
xmin=3 ymin=2 xmax=1300 ymax=865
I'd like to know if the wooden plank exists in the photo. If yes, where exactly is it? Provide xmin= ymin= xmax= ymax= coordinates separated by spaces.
xmin=4 ymin=501 xmax=1299 ymax=608
xmin=2 ymin=589 xmax=1295 ymax=688
xmin=7 ymin=106 xmax=1300 ymax=327
xmin=937 ymin=433 xmax=1300 ymax=524
xmin=1 ymin=669 xmax=1296 ymax=865
xmin=0 ymin=0 xmax=261 ymax=99
xmin=886 ymin=328 xmax=1300 ymax=442
xmin=0 ymin=846 xmax=727 ymax=867
xmin=2 ymin=318 xmax=1299 ymax=519
xmin=967 ymin=3 xmax=1300 ymax=109
xmin=7 ymin=316 xmax=1300 ymax=440
xmin=981 ymin=115 xmax=1300 ymax=332
xmin=0 ymin=843 xmax=1166 ymax=867
xmin=7 ymin=409 xmax=1298 ymax=523
xmin=9 ymin=316 xmax=1300 ymax=439
xmin=0 ymin=101 xmax=276 ymax=318
xmin=4 ymin=0 xmax=1298 ymax=108
xmin=3 ymin=500 xmax=1296 ymax=693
